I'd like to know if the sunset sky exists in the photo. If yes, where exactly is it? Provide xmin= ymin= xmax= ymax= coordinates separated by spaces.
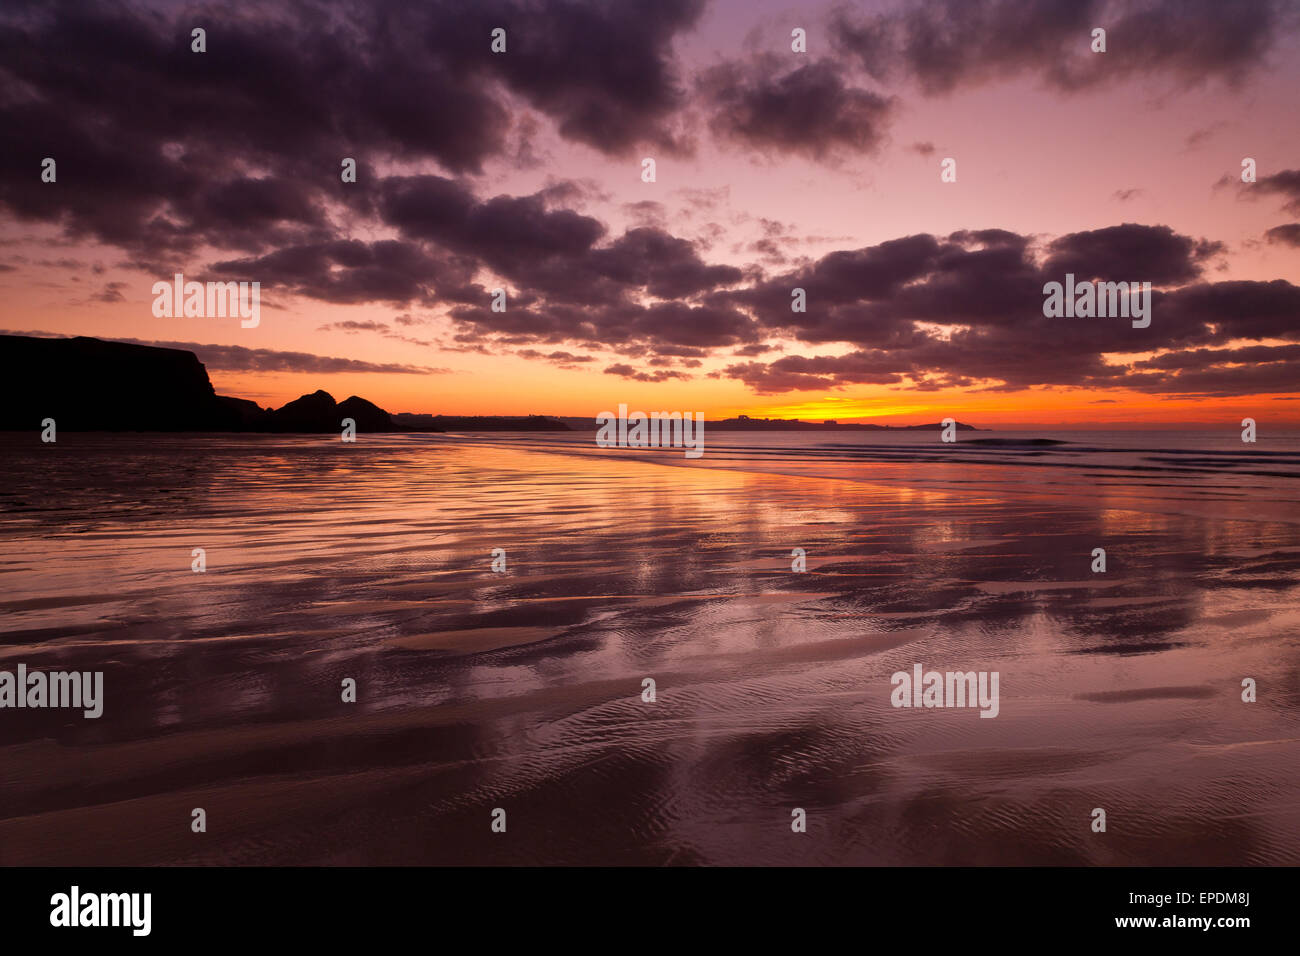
xmin=1 ymin=0 xmax=1298 ymax=428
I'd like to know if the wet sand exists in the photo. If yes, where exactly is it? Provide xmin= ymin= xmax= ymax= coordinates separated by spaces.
xmin=1 ymin=432 xmax=1298 ymax=865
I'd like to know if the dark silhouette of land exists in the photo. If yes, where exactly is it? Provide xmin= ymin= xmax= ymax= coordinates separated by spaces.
xmin=696 ymin=415 xmax=982 ymax=431
xmin=392 ymin=413 xmax=570 ymax=431
xmin=0 ymin=334 xmax=402 ymax=433
xmin=554 ymin=415 xmax=983 ymax=432
xmin=0 ymin=334 xmax=986 ymax=434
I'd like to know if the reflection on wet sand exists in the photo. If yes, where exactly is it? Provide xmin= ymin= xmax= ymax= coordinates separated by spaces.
xmin=0 ymin=433 xmax=1297 ymax=865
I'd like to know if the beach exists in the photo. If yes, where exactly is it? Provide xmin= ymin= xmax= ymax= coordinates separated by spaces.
xmin=1 ymin=431 xmax=1298 ymax=865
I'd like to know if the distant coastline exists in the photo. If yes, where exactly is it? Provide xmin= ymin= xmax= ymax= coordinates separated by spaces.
xmin=0 ymin=334 xmax=983 ymax=434
xmin=553 ymin=415 xmax=982 ymax=433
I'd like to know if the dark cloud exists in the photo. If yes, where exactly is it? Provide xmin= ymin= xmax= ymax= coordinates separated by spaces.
xmin=1265 ymin=223 xmax=1300 ymax=247
xmin=450 ymin=297 xmax=759 ymax=353
xmin=623 ymin=200 xmax=668 ymax=227
xmin=0 ymin=5 xmax=497 ymax=261
xmin=0 ymin=0 xmax=1295 ymax=404
xmin=728 ymin=233 xmax=945 ymax=325
xmin=603 ymin=363 xmax=691 ymax=382
xmin=212 ymin=239 xmax=456 ymax=305
xmin=700 ymin=57 xmax=894 ymax=161
xmin=721 ymin=330 xmax=1300 ymax=397
xmin=1118 ymin=356 xmax=1300 ymax=398
xmin=517 ymin=349 xmax=595 ymax=366
xmin=1041 ymin=224 xmax=1223 ymax=285
xmin=644 ymin=343 xmax=709 ymax=359
xmin=92 ymin=280 xmax=126 ymax=303
xmin=627 ymin=301 xmax=756 ymax=346
xmin=585 ymin=228 xmax=743 ymax=299
xmin=168 ymin=341 xmax=446 ymax=375
xmin=722 ymin=353 xmax=907 ymax=393
xmin=713 ymin=223 xmax=1299 ymax=396
xmin=724 ymin=231 xmax=1034 ymax=346
xmin=319 ymin=320 xmax=391 ymax=333
xmin=745 ymin=237 xmax=789 ymax=264
xmin=1255 ymin=170 xmax=1300 ymax=215
xmin=1183 ymin=124 xmax=1224 ymax=150
xmin=388 ymin=205 xmax=753 ymax=354
xmin=379 ymin=175 xmax=607 ymax=273
xmin=1153 ymin=279 xmax=1300 ymax=344
xmin=461 ymin=0 xmax=705 ymax=155
xmin=15 ymin=333 xmax=443 ymax=374
xmin=830 ymin=0 xmax=1297 ymax=94
xmin=0 ymin=0 xmax=704 ymax=262
xmin=1133 ymin=343 xmax=1300 ymax=371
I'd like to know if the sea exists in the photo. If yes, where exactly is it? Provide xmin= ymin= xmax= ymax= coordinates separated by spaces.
xmin=1 ymin=429 xmax=1297 ymax=864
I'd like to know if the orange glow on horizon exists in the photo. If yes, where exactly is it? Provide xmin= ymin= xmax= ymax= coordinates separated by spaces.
xmin=204 ymin=364 xmax=1300 ymax=430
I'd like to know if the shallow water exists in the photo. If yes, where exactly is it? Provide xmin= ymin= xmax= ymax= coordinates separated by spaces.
xmin=1 ymin=431 xmax=1297 ymax=865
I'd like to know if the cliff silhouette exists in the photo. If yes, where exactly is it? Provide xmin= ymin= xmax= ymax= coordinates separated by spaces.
xmin=0 ymin=334 xmax=404 ymax=433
